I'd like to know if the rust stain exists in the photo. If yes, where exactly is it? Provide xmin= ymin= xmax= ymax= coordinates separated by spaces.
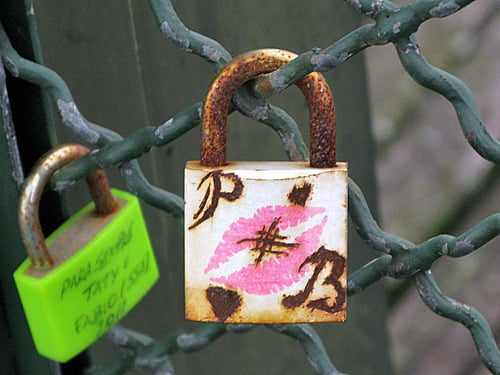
xmin=287 ymin=182 xmax=312 ymax=206
xmin=200 ymin=48 xmax=336 ymax=168
xmin=205 ymin=286 xmax=242 ymax=323
xmin=186 ymin=282 xmax=347 ymax=323
xmin=87 ymin=169 xmax=119 ymax=216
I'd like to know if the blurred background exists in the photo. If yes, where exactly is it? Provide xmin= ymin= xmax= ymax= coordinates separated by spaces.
xmin=0 ymin=0 xmax=498 ymax=374
xmin=365 ymin=0 xmax=499 ymax=373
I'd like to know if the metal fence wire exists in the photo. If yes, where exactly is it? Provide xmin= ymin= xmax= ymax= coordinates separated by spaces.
xmin=0 ymin=0 xmax=499 ymax=374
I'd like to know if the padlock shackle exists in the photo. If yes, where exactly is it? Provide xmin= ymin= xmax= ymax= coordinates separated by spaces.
xmin=18 ymin=144 xmax=118 ymax=271
xmin=201 ymin=49 xmax=336 ymax=168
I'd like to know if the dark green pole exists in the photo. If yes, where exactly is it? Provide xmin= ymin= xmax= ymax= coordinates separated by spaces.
xmin=0 ymin=1 xmax=53 ymax=373
xmin=0 ymin=1 xmax=89 ymax=374
xmin=0 ymin=52 xmax=53 ymax=375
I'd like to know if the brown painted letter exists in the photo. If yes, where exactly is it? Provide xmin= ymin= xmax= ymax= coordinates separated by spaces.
xmin=189 ymin=170 xmax=243 ymax=229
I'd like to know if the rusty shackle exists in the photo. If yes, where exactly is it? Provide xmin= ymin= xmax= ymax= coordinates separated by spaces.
xmin=201 ymin=48 xmax=336 ymax=168
xmin=18 ymin=144 xmax=118 ymax=271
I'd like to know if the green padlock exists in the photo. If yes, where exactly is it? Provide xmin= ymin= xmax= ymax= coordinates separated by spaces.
xmin=14 ymin=144 xmax=159 ymax=363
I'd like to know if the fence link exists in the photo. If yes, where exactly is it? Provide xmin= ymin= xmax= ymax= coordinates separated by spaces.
xmin=1 ymin=0 xmax=499 ymax=373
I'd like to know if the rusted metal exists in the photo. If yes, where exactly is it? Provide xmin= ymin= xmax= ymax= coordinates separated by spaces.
xmin=18 ymin=144 xmax=118 ymax=271
xmin=200 ymin=48 xmax=336 ymax=168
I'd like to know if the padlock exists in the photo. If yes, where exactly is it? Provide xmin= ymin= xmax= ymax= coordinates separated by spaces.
xmin=185 ymin=49 xmax=347 ymax=324
xmin=14 ymin=144 xmax=159 ymax=362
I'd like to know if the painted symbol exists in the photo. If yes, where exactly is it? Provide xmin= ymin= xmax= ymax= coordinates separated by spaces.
xmin=236 ymin=217 xmax=299 ymax=264
xmin=205 ymin=286 xmax=242 ymax=323
xmin=282 ymin=246 xmax=346 ymax=313
xmin=189 ymin=170 xmax=243 ymax=229
xmin=288 ymin=182 xmax=312 ymax=206
xmin=205 ymin=205 xmax=327 ymax=295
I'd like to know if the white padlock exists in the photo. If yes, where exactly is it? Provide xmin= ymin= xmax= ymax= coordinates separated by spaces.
xmin=185 ymin=49 xmax=347 ymax=324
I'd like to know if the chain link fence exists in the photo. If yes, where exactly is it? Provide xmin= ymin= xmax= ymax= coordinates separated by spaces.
xmin=0 ymin=0 xmax=498 ymax=374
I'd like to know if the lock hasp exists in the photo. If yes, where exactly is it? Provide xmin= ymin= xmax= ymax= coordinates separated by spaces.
xmin=14 ymin=189 xmax=158 ymax=362
xmin=185 ymin=161 xmax=347 ymax=323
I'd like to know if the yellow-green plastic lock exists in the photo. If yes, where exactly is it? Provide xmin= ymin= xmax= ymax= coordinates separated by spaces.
xmin=14 ymin=144 xmax=159 ymax=363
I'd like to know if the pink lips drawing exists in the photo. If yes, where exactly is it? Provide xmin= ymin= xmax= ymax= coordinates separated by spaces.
xmin=204 ymin=205 xmax=328 ymax=295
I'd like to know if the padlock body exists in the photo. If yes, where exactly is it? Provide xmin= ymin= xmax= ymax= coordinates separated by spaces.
xmin=14 ymin=189 xmax=158 ymax=363
xmin=185 ymin=161 xmax=347 ymax=323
